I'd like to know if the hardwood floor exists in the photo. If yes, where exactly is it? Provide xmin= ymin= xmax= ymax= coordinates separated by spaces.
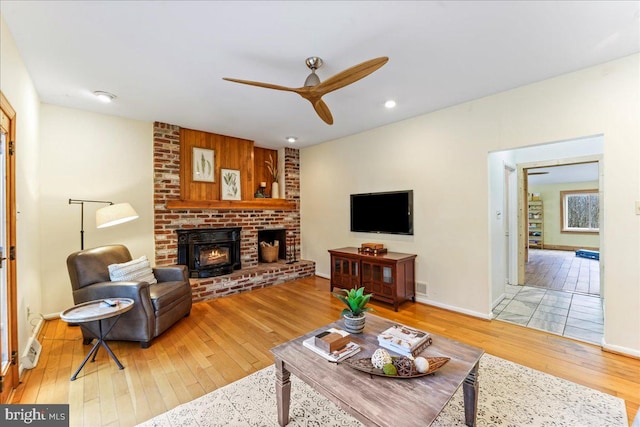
xmin=11 ymin=276 xmax=639 ymax=426
xmin=526 ymin=249 xmax=600 ymax=296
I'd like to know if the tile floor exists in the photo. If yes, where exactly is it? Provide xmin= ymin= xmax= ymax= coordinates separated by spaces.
xmin=493 ymin=285 xmax=604 ymax=345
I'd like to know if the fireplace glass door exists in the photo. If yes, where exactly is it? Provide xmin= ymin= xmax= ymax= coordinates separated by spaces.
xmin=196 ymin=245 xmax=231 ymax=269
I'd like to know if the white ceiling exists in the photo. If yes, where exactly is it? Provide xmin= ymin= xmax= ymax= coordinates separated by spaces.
xmin=527 ymin=162 xmax=599 ymax=185
xmin=2 ymin=1 xmax=639 ymax=149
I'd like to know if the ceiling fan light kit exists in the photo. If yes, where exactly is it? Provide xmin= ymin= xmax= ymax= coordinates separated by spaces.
xmin=303 ymin=56 xmax=323 ymax=87
xmin=223 ymin=56 xmax=389 ymax=125
xmin=304 ymin=72 xmax=320 ymax=87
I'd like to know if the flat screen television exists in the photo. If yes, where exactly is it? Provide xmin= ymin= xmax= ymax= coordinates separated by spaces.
xmin=350 ymin=190 xmax=413 ymax=235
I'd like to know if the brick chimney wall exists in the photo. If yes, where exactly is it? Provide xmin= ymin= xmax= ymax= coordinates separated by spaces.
xmin=153 ymin=121 xmax=302 ymax=268
xmin=152 ymin=122 xmax=314 ymax=301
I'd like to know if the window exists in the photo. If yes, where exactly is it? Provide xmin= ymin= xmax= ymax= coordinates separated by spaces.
xmin=561 ymin=190 xmax=599 ymax=233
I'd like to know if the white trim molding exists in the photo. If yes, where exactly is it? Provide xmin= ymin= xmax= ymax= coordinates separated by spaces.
xmin=415 ymin=296 xmax=493 ymax=320
xmin=602 ymin=339 xmax=640 ymax=359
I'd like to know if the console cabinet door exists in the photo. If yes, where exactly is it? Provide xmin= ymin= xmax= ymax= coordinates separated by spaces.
xmin=331 ymin=256 xmax=359 ymax=289
xmin=361 ymin=261 xmax=396 ymax=304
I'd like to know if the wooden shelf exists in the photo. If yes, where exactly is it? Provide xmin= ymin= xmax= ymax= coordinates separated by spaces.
xmin=166 ymin=199 xmax=296 ymax=210
xmin=528 ymin=199 xmax=544 ymax=249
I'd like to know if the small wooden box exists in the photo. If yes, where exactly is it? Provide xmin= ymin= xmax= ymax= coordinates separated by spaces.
xmin=361 ymin=243 xmax=384 ymax=250
xmin=314 ymin=332 xmax=350 ymax=353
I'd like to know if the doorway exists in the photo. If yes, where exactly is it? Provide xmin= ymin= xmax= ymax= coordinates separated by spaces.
xmin=502 ymin=157 xmax=604 ymax=344
xmin=0 ymin=92 xmax=18 ymax=403
xmin=488 ymin=135 xmax=604 ymax=345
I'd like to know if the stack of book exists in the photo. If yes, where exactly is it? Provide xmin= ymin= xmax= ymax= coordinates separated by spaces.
xmin=377 ymin=324 xmax=432 ymax=357
xmin=303 ymin=328 xmax=361 ymax=362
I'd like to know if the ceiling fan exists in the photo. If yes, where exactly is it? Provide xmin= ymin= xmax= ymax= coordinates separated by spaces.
xmin=223 ymin=56 xmax=389 ymax=125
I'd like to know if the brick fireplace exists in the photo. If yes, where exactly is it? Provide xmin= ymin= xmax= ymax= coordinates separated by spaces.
xmin=153 ymin=122 xmax=314 ymax=302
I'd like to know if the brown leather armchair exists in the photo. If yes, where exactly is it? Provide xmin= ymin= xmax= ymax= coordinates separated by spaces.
xmin=66 ymin=244 xmax=192 ymax=348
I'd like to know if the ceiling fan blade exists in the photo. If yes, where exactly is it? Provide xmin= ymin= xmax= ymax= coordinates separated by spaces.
xmin=222 ymin=77 xmax=298 ymax=93
xmin=311 ymin=99 xmax=334 ymax=125
xmin=313 ymin=57 xmax=389 ymax=96
xmin=224 ymin=57 xmax=387 ymax=125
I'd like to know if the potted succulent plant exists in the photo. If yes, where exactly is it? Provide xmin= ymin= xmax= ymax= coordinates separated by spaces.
xmin=332 ymin=287 xmax=373 ymax=334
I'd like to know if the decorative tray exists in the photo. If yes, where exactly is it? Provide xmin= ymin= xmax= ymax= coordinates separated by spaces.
xmin=343 ymin=356 xmax=450 ymax=379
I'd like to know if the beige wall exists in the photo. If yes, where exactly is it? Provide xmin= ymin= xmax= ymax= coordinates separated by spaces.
xmin=3 ymin=11 xmax=639 ymax=361
xmin=39 ymin=105 xmax=154 ymax=315
xmin=1 ymin=17 xmax=154 ymax=354
xmin=0 ymin=15 xmax=43 ymax=362
xmin=300 ymin=54 xmax=640 ymax=356
xmin=529 ymin=181 xmax=600 ymax=249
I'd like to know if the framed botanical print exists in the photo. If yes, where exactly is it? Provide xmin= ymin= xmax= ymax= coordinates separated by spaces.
xmin=192 ymin=147 xmax=214 ymax=182
xmin=221 ymin=169 xmax=241 ymax=200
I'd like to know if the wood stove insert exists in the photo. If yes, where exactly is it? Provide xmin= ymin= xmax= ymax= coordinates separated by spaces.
xmin=177 ymin=227 xmax=241 ymax=278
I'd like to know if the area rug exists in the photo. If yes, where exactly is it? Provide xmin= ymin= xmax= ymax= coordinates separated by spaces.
xmin=138 ymin=354 xmax=626 ymax=427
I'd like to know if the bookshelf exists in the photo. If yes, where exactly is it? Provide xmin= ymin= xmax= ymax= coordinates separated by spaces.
xmin=528 ymin=200 xmax=544 ymax=249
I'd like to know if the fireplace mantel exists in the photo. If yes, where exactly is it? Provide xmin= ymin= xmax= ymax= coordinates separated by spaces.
xmin=166 ymin=199 xmax=296 ymax=210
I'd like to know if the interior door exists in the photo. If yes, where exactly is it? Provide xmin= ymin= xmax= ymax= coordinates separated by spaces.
xmin=0 ymin=92 xmax=18 ymax=403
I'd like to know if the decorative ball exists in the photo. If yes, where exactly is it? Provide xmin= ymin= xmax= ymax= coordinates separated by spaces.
xmin=382 ymin=363 xmax=397 ymax=376
xmin=371 ymin=349 xmax=392 ymax=369
xmin=393 ymin=357 xmax=416 ymax=376
xmin=414 ymin=357 xmax=430 ymax=373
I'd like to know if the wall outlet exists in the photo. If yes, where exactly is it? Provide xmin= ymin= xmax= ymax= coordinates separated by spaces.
xmin=635 ymin=201 xmax=640 ymax=215
xmin=416 ymin=281 xmax=427 ymax=295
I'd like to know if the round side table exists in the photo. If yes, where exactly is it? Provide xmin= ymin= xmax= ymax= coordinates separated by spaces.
xmin=60 ymin=298 xmax=134 ymax=381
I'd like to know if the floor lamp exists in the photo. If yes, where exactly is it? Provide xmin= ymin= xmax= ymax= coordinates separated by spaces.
xmin=69 ymin=199 xmax=139 ymax=249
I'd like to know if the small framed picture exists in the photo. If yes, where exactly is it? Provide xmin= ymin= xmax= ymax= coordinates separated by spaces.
xmin=192 ymin=147 xmax=215 ymax=182
xmin=221 ymin=169 xmax=241 ymax=200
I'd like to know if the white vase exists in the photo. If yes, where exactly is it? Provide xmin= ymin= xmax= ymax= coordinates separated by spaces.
xmin=271 ymin=182 xmax=279 ymax=199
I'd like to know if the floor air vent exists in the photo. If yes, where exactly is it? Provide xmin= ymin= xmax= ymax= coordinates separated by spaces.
xmin=21 ymin=337 xmax=42 ymax=369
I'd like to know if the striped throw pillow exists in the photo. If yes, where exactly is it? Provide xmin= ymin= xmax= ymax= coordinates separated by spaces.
xmin=108 ymin=255 xmax=158 ymax=285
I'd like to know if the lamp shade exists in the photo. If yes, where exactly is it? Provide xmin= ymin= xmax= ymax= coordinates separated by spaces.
xmin=96 ymin=202 xmax=139 ymax=229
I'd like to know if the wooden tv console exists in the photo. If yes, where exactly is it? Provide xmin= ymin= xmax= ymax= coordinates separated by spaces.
xmin=328 ymin=247 xmax=417 ymax=311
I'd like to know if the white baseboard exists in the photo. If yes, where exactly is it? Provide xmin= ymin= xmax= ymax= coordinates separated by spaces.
xmin=316 ymin=272 xmax=330 ymax=280
xmin=43 ymin=312 xmax=60 ymax=320
xmin=415 ymin=296 xmax=492 ymax=320
xmin=602 ymin=339 xmax=640 ymax=358
xmin=492 ymin=293 xmax=506 ymax=309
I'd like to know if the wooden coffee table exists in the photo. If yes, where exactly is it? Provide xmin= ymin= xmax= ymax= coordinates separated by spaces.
xmin=271 ymin=314 xmax=484 ymax=426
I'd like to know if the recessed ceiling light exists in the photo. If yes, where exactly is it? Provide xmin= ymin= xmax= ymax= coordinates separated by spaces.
xmin=384 ymin=100 xmax=396 ymax=109
xmin=93 ymin=91 xmax=116 ymax=103
xmin=286 ymin=136 xmax=297 ymax=143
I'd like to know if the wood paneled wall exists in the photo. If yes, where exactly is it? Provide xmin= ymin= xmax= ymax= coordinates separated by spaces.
xmin=179 ymin=128 xmax=277 ymax=201
xmin=254 ymin=147 xmax=278 ymax=197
